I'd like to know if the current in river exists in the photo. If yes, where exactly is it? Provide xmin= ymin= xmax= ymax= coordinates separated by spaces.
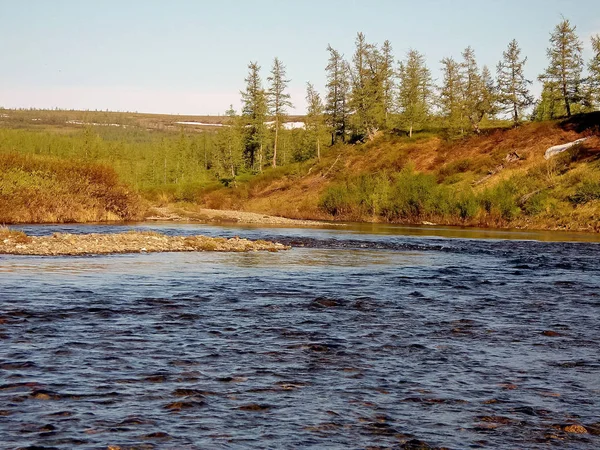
xmin=1 ymin=223 xmax=599 ymax=449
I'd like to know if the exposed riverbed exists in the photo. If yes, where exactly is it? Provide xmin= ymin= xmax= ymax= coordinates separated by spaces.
xmin=1 ymin=223 xmax=599 ymax=449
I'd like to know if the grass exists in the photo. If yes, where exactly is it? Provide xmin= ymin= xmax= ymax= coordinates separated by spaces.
xmin=0 ymin=153 xmax=144 ymax=224
xmin=1 ymin=108 xmax=599 ymax=231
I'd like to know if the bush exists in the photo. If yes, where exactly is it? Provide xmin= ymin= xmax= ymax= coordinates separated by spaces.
xmin=319 ymin=184 xmax=354 ymax=216
xmin=569 ymin=181 xmax=600 ymax=205
xmin=0 ymin=153 xmax=143 ymax=223
xmin=480 ymin=180 xmax=521 ymax=221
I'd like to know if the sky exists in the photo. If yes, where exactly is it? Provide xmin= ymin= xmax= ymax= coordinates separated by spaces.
xmin=0 ymin=0 xmax=599 ymax=115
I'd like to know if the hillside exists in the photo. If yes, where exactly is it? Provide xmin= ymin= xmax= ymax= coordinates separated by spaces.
xmin=198 ymin=113 xmax=600 ymax=231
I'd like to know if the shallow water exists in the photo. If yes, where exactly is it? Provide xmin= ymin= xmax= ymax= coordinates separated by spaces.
xmin=1 ymin=223 xmax=599 ymax=449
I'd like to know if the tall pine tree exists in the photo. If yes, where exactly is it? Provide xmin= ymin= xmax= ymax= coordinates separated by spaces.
xmin=241 ymin=62 xmax=268 ymax=171
xmin=588 ymin=34 xmax=600 ymax=108
xmin=397 ymin=49 xmax=433 ymax=137
xmin=267 ymin=57 xmax=292 ymax=168
xmin=496 ymin=39 xmax=533 ymax=125
xmin=305 ymin=82 xmax=325 ymax=161
xmin=461 ymin=47 xmax=495 ymax=134
xmin=439 ymin=57 xmax=465 ymax=136
xmin=325 ymin=45 xmax=350 ymax=144
xmin=539 ymin=18 xmax=584 ymax=117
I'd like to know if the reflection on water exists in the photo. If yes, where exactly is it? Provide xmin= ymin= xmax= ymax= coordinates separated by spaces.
xmin=0 ymin=223 xmax=599 ymax=449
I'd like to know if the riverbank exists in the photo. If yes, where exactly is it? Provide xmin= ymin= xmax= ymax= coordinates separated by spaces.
xmin=0 ymin=229 xmax=289 ymax=256
xmin=145 ymin=205 xmax=334 ymax=226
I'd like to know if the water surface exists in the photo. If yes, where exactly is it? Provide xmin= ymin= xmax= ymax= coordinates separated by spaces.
xmin=1 ymin=223 xmax=599 ymax=449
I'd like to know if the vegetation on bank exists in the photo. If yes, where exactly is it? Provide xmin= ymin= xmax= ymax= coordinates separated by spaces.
xmin=0 ymin=18 xmax=599 ymax=230
xmin=0 ymin=153 xmax=143 ymax=223
xmin=199 ymin=114 xmax=600 ymax=231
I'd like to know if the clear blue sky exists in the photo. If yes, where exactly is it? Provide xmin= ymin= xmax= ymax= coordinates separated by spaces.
xmin=1 ymin=0 xmax=599 ymax=115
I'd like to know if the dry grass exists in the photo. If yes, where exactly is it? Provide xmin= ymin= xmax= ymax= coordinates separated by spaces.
xmin=198 ymin=115 xmax=600 ymax=231
xmin=0 ymin=153 xmax=145 ymax=224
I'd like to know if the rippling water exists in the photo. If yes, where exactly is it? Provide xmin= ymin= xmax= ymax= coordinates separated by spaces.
xmin=1 ymin=223 xmax=599 ymax=449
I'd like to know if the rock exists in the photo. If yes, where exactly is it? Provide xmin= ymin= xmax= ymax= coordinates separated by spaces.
xmin=542 ymin=330 xmax=561 ymax=337
xmin=564 ymin=424 xmax=588 ymax=434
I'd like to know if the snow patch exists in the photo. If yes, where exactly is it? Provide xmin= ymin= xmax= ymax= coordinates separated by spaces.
xmin=264 ymin=121 xmax=305 ymax=130
xmin=174 ymin=121 xmax=225 ymax=127
xmin=66 ymin=120 xmax=124 ymax=127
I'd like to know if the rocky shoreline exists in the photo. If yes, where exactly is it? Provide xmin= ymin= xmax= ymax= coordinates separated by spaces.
xmin=0 ymin=229 xmax=290 ymax=256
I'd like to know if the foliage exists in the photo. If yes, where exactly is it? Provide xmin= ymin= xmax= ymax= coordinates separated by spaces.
xmin=496 ymin=39 xmax=534 ymax=125
xmin=0 ymin=153 xmax=143 ymax=223
xmin=539 ymin=18 xmax=584 ymax=117
xmin=397 ymin=49 xmax=433 ymax=137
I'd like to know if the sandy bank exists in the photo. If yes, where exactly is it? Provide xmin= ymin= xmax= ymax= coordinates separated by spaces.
xmin=146 ymin=206 xmax=333 ymax=226
xmin=0 ymin=230 xmax=290 ymax=256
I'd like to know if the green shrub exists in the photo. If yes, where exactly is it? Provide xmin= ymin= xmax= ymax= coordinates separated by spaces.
xmin=569 ymin=181 xmax=600 ymax=205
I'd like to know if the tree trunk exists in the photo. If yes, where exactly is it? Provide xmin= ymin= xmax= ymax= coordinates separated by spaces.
xmin=272 ymin=120 xmax=278 ymax=168
xmin=409 ymin=124 xmax=413 ymax=138
xmin=317 ymin=138 xmax=321 ymax=161
xmin=259 ymin=142 xmax=263 ymax=173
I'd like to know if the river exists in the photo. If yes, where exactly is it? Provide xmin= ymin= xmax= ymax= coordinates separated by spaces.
xmin=1 ymin=223 xmax=599 ymax=449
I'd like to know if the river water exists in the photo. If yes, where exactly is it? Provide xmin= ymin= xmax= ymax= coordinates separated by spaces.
xmin=1 ymin=223 xmax=599 ymax=449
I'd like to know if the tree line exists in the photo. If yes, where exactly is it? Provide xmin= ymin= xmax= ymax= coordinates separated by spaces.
xmin=209 ymin=18 xmax=600 ymax=181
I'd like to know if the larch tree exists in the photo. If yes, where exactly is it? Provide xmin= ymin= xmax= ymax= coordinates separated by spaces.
xmin=267 ymin=57 xmax=293 ymax=168
xmin=439 ymin=57 xmax=465 ymax=136
xmin=349 ymin=32 xmax=388 ymax=139
xmin=588 ymin=34 xmax=600 ymax=108
xmin=305 ymin=82 xmax=325 ymax=161
xmin=539 ymin=18 xmax=584 ymax=117
xmin=325 ymin=45 xmax=350 ymax=144
xmin=460 ymin=47 xmax=496 ymax=134
xmin=397 ymin=49 xmax=433 ymax=137
xmin=531 ymin=81 xmax=564 ymax=120
xmin=496 ymin=39 xmax=533 ymax=125
xmin=241 ymin=61 xmax=268 ymax=172
xmin=214 ymin=105 xmax=244 ymax=183
xmin=381 ymin=40 xmax=395 ymax=128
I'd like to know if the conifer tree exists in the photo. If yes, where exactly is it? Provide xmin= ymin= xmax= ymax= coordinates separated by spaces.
xmin=531 ymin=81 xmax=564 ymax=120
xmin=588 ymin=34 xmax=600 ymax=108
xmin=539 ymin=19 xmax=584 ymax=117
xmin=305 ymin=82 xmax=325 ymax=160
xmin=461 ymin=47 xmax=495 ymax=134
xmin=381 ymin=40 xmax=395 ymax=127
xmin=214 ymin=105 xmax=243 ymax=182
xmin=325 ymin=45 xmax=350 ymax=144
xmin=397 ymin=49 xmax=433 ymax=137
xmin=349 ymin=33 xmax=388 ymax=139
xmin=267 ymin=57 xmax=292 ymax=168
xmin=439 ymin=57 xmax=465 ymax=135
xmin=241 ymin=61 xmax=268 ymax=171
xmin=496 ymin=39 xmax=533 ymax=125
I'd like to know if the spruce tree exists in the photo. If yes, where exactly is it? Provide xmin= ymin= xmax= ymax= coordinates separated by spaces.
xmin=496 ymin=39 xmax=533 ymax=125
xmin=539 ymin=18 xmax=584 ymax=117
xmin=397 ymin=49 xmax=433 ymax=137
xmin=214 ymin=106 xmax=244 ymax=182
xmin=325 ymin=45 xmax=350 ymax=144
xmin=267 ymin=57 xmax=292 ymax=168
xmin=241 ymin=62 xmax=268 ymax=171
xmin=588 ymin=34 xmax=600 ymax=108
xmin=349 ymin=33 xmax=388 ymax=139
xmin=305 ymin=82 xmax=325 ymax=160
xmin=461 ymin=47 xmax=495 ymax=133
xmin=381 ymin=40 xmax=395 ymax=128
xmin=439 ymin=57 xmax=465 ymax=136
